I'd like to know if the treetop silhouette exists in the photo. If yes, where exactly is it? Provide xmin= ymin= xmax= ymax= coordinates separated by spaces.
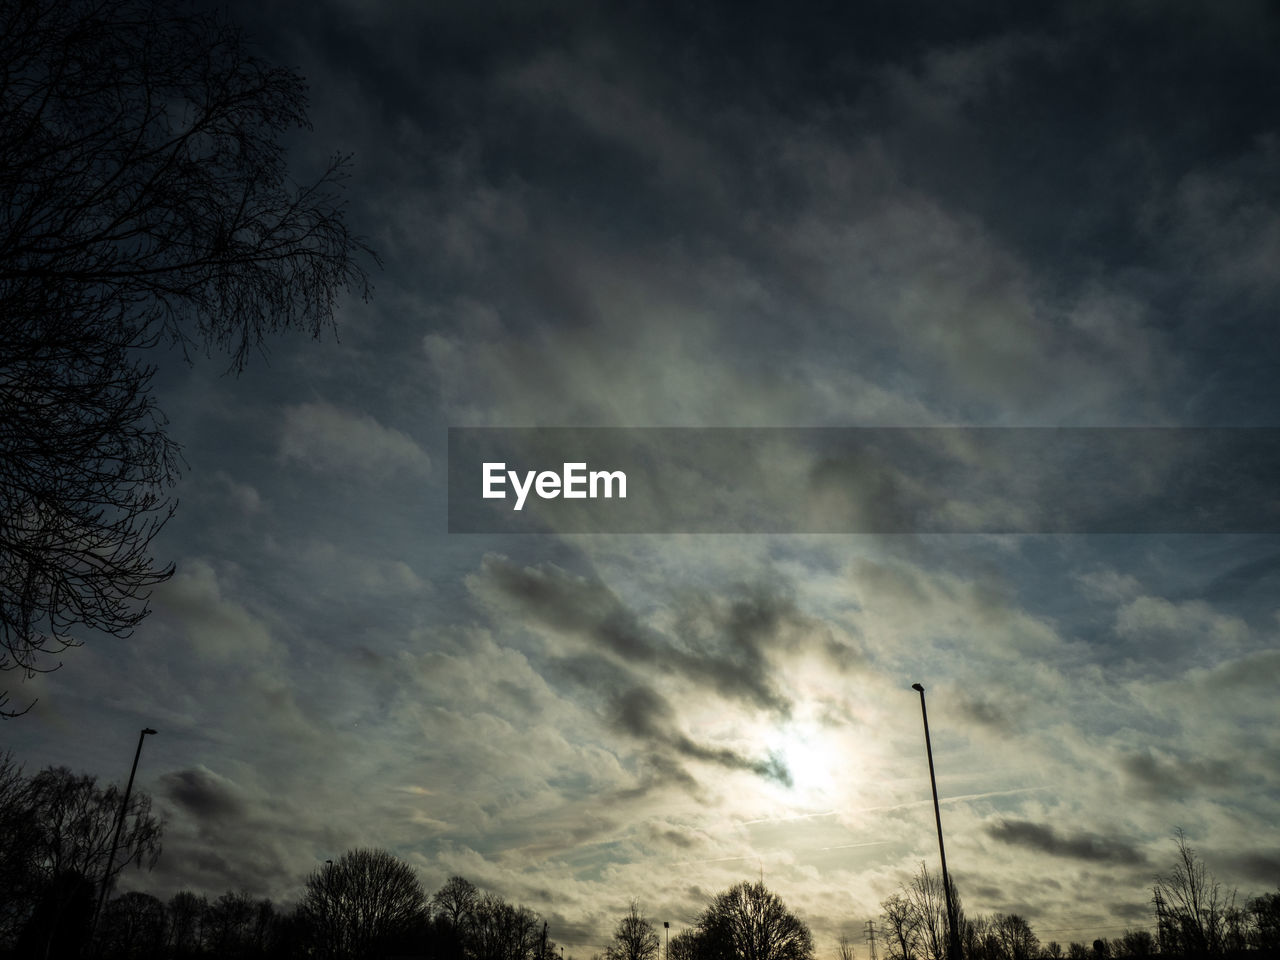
xmin=0 ymin=0 xmax=377 ymax=715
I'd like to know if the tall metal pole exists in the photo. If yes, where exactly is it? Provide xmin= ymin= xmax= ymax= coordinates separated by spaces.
xmin=911 ymin=684 xmax=963 ymax=960
xmin=93 ymin=727 xmax=156 ymax=935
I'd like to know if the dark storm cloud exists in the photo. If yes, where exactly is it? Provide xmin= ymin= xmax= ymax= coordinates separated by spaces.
xmin=1121 ymin=750 xmax=1236 ymax=799
xmin=645 ymin=822 xmax=704 ymax=851
xmin=986 ymin=819 xmax=1147 ymax=865
xmin=161 ymin=767 xmax=247 ymax=822
xmin=670 ymin=734 xmax=790 ymax=787
xmin=549 ymin=648 xmax=791 ymax=789
xmin=148 ymin=763 xmax=326 ymax=899
xmin=610 ymin=684 xmax=673 ymax=741
xmin=959 ymin=696 xmax=1010 ymax=729
xmin=1110 ymin=901 xmax=1154 ymax=922
xmin=607 ymin=684 xmax=791 ymax=787
xmin=972 ymin=883 xmax=1006 ymax=902
xmin=153 ymin=834 xmax=297 ymax=901
xmin=608 ymin=752 xmax=700 ymax=800
xmin=474 ymin=552 xmax=864 ymax=790
xmin=482 ymin=554 xmax=660 ymax=660
xmin=667 ymin=580 xmax=811 ymax=713
xmin=478 ymin=555 xmax=792 ymax=713
xmin=1223 ymin=851 xmax=1280 ymax=885
xmin=237 ymin=0 xmax=1280 ymax=424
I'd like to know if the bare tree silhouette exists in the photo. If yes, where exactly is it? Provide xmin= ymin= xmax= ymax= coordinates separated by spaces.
xmin=1 ymin=764 xmax=161 ymax=957
xmin=881 ymin=893 xmax=920 ymax=960
xmin=606 ymin=902 xmax=660 ymax=960
xmin=1113 ymin=929 xmax=1155 ymax=957
xmin=960 ymin=914 xmax=988 ymax=960
xmin=299 ymin=849 xmax=425 ymax=959
xmin=697 ymin=881 xmax=814 ymax=960
xmin=668 ymin=928 xmax=703 ymax=960
xmin=989 ymin=915 xmax=1038 ymax=960
xmin=98 ymin=890 xmax=166 ymax=960
xmin=907 ymin=865 xmax=961 ymax=960
xmin=0 ymin=0 xmax=376 ymax=715
xmin=165 ymin=890 xmax=207 ymax=959
xmin=1249 ymin=891 xmax=1280 ymax=953
xmin=0 ymin=752 xmax=40 ymax=943
xmin=434 ymin=875 xmax=481 ymax=933
xmin=1152 ymin=828 xmax=1233 ymax=957
xmin=469 ymin=892 xmax=542 ymax=960
xmin=878 ymin=866 xmax=1055 ymax=960
xmin=203 ymin=890 xmax=264 ymax=959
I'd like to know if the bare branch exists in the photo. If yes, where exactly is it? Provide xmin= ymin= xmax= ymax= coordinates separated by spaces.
xmin=0 ymin=0 xmax=377 ymax=713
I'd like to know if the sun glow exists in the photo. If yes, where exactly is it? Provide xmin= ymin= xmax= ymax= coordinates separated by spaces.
xmin=770 ymin=723 xmax=839 ymax=801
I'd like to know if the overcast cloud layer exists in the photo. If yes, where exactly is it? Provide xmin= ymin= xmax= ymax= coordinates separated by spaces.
xmin=10 ymin=1 xmax=1280 ymax=953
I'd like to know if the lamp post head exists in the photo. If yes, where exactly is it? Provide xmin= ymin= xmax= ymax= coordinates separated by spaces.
xmin=911 ymin=683 xmax=924 ymax=692
xmin=142 ymin=727 xmax=157 ymax=735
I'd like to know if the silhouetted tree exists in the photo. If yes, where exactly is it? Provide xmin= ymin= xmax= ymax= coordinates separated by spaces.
xmin=960 ymin=915 xmax=990 ymax=960
xmin=252 ymin=897 xmax=280 ymax=958
xmin=0 ymin=0 xmax=376 ymax=716
xmin=204 ymin=889 xmax=270 ymax=959
xmin=668 ymin=928 xmax=704 ymax=960
xmin=989 ymin=915 xmax=1037 ymax=960
xmin=435 ymin=875 xmax=482 ymax=932
xmin=1249 ymin=889 xmax=1280 ymax=953
xmin=1151 ymin=829 xmax=1231 ymax=957
xmin=13 ymin=868 xmax=96 ymax=959
xmin=29 ymin=765 xmax=161 ymax=884
xmin=837 ymin=933 xmax=857 ymax=960
xmin=906 ymin=865 xmax=960 ymax=960
xmin=881 ymin=893 xmax=920 ymax=960
xmin=1113 ymin=929 xmax=1154 ymax=957
xmin=696 ymin=882 xmax=813 ymax=960
xmin=469 ymin=892 xmax=542 ymax=960
xmin=606 ymin=903 xmax=660 ymax=960
xmin=165 ymin=890 xmax=206 ymax=959
xmin=300 ymin=848 xmax=426 ymax=959
xmin=0 ymin=764 xmax=161 ymax=956
xmin=1223 ymin=901 xmax=1251 ymax=956
xmin=879 ymin=865 xmax=968 ymax=960
xmin=270 ymin=907 xmax=319 ymax=960
xmin=99 ymin=890 xmax=166 ymax=960
xmin=0 ymin=752 xmax=40 ymax=945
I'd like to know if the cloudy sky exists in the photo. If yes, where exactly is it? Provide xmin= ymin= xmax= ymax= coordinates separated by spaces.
xmin=11 ymin=0 xmax=1280 ymax=953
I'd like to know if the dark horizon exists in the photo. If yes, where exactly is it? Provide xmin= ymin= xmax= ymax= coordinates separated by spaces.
xmin=6 ymin=758 xmax=1270 ymax=960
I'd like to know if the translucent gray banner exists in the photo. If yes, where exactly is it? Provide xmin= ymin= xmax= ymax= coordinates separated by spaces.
xmin=447 ymin=428 xmax=1280 ymax=534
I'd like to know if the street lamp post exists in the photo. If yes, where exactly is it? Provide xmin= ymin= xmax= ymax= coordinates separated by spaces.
xmin=664 ymin=921 xmax=670 ymax=960
xmin=910 ymin=684 xmax=963 ymax=960
xmin=93 ymin=727 xmax=157 ymax=934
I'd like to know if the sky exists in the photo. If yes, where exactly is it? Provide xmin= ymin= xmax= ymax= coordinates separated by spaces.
xmin=9 ymin=0 xmax=1280 ymax=953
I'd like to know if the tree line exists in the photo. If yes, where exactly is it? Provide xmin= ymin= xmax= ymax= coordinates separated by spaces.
xmin=2 ymin=757 xmax=1278 ymax=960
xmin=872 ymin=844 xmax=1280 ymax=960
